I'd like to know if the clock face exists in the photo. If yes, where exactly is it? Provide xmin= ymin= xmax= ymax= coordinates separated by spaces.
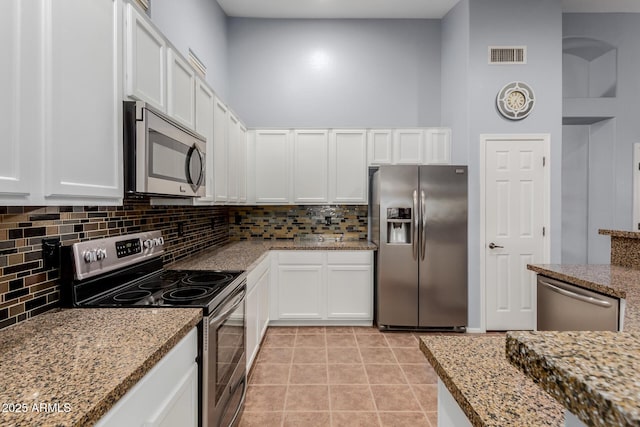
xmin=496 ymin=82 xmax=535 ymax=120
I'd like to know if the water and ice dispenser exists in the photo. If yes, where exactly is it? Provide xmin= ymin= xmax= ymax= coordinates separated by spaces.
xmin=386 ymin=208 xmax=412 ymax=244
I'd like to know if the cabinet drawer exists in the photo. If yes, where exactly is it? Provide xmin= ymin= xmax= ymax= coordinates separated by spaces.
xmin=327 ymin=251 xmax=372 ymax=265
xmin=278 ymin=251 xmax=324 ymax=264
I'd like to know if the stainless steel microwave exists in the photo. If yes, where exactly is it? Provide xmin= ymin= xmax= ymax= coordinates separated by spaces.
xmin=123 ymin=101 xmax=206 ymax=198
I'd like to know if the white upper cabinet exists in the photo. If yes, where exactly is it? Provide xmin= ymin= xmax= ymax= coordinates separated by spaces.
xmin=424 ymin=128 xmax=452 ymax=164
xmin=213 ymin=97 xmax=229 ymax=202
xmin=194 ymin=77 xmax=214 ymax=202
xmin=227 ymin=113 xmax=240 ymax=203
xmin=254 ymin=130 xmax=291 ymax=204
xmin=293 ymin=130 xmax=329 ymax=204
xmin=367 ymin=130 xmax=393 ymax=165
xmin=237 ymin=124 xmax=248 ymax=203
xmin=125 ymin=2 xmax=166 ymax=112
xmin=330 ymin=130 xmax=367 ymax=204
xmin=167 ymin=48 xmax=195 ymax=130
xmin=393 ymin=129 xmax=424 ymax=164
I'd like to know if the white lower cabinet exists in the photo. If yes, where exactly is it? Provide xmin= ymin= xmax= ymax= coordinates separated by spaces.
xmin=270 ymin=251 xmax=373 ymax=325
xmin=96 ymin=328 xmax=198 ymax=427
xmin=246 ymin=255 xmax=270 ymax=370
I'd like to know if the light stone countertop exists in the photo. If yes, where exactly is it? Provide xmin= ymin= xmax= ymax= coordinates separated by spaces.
xmin=507 ymin=331 xmax=640 ymax=427
xmin=0 ymin=308 xmax=201 ymax=427
xmin=419 ymin=335 xmax=564 ymax=427
xmin=168 ymin=239 xmax=377 ymax=272
xmin=527 ymin=264 xmax=640 ymax=331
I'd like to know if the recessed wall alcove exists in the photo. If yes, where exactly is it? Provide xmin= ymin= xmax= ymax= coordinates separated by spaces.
xmin=563 ymin=36 xmax=617 ymax=99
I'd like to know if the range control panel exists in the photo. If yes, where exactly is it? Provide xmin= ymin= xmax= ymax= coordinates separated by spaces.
xmin=70 ymin=231 xmax=165 ymax=280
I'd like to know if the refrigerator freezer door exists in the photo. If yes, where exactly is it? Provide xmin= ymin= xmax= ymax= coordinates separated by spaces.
xmin=377 ymin=166 xmax=419 ymax=328
xmin=418 ymin=165 xmax=468 ymax=328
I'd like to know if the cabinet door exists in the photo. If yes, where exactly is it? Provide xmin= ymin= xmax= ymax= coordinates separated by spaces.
xmin=167 ymin=48 xmax=195 ymax=130
xmin=245 ymin=282 xmax=259 ymax=370
xmin=213 ymin=97 xmax=228 ymax=202
xmin=125 ymin=3 xmax=166 ymax=112
xmin=330 ymin=130 xmax=367 ymax=204
xmin=293 ymin=130 xmax=329 ymax=203
xmin=277 ymin=265 xmax=324 ymax=319
xmin=257 ymin=265 xmax=270 ymax=338
xmin=367 ymin=130 xmax=393 ymax=165
xmin=0 ymin=0 xmax=39 ymax=204
xmin=327 ymin=265 xmax=373 ymax=319
xmin=227 ymin=114 xmax=240 ymax=203
xmin=238 ymin=124 xmax=248 ymax=203
xmin=425 ymin=128 xmax=452 ymax=165
xmin=393 ymin=129 xmax=424 ymax=164
xmin=254 ymin=130 xmax=291 ymax=204
xmin=44 ymin=0 xmax=123 ymax=203
xmin=194 ymin=77 xmax=214 ymax=202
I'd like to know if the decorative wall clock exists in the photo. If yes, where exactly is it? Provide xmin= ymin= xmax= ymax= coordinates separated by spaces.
xmin=496 ymin=81 xmax=535 ymax=120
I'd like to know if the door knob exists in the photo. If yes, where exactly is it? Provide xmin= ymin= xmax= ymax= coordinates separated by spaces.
xmin=488 ymin=242 xmax=504 ymax=249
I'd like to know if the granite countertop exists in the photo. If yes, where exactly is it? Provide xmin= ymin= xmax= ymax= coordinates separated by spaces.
xmin=419 ymin=335 xmax=563 ymax=427
xmin=169 ymin=239 xmax=377 ymax=271
xmin=599 ymin=229 xmax=640 ymax=239
xmin=527 ymin=264 xmax=640 ymax=330
xmin=507 ymin=331 xmax=640 ymax=427
xmin=0 ymin=308 xmax=201 ymax=427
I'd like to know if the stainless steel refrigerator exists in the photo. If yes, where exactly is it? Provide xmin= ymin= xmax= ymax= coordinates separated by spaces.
xmin=370 ymin=165 xmax=468 ymax=331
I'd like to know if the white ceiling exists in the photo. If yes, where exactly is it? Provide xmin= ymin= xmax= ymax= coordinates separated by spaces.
xmin=217 ymin=0 xmax=640 ymax=19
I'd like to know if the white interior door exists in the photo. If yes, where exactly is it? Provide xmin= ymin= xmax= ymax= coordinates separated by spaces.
xmin=483 ymin=135 xmax=548 ymax=331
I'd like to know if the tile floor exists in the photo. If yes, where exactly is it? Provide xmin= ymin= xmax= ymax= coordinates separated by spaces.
xmin=238 ymin=326 xmax=438 ymax=427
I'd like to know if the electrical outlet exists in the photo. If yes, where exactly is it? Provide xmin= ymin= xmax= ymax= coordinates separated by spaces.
xmin=177 ymin=222 xmax=185 ymax=237
xmin=42 ymin=238 xmax=61 ymax=270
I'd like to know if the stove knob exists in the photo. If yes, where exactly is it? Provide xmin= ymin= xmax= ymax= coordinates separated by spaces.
xmin=143 ymin=239 xmax=153 ymax=249
xmin=158 ymin=237 xmax=164 ymax=245
xmin=96 ymin=248 xmax=108 ymax=261
xmin=153 ymin=237 xmax=162 ymax=247
xmin=83 ymin=250 xmax=96 ymax=263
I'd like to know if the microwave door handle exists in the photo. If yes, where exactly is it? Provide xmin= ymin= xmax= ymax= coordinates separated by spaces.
xmin=185 ymin=144 xmax=204 ymax=192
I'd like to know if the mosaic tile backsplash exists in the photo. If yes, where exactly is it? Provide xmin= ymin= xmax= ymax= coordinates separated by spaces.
xmin=0 ymin=199 xmax=229 ymax=330
xmin=229 ymin=205 xmax=368 ymax=241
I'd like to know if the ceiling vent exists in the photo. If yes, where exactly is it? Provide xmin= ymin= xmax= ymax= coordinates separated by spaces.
xmin=489 ymin=46 xmax=527 ymax=64
xmin=188 ymin=49 xmax=207 ymax=78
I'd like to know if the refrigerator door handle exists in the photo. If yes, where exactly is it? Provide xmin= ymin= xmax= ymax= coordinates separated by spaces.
xmin=412 ymin=190 xmax=419 ymax=260
xmin=420 ymin=190 xmax=427 ymax=261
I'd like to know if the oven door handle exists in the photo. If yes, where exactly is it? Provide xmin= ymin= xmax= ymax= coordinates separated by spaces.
xmin=209 ymin=288 xmax=246 ymax=326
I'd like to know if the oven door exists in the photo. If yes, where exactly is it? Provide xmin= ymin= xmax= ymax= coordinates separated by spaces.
xmin=207 ymin=283 xmax=246 ymax=427
xmin=145 ymin=109 xmax=205 ymax=197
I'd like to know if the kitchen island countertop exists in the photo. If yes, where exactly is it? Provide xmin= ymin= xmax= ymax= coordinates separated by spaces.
xmin=0 ymin=308 xmax=201 ymax=427
xmin=419 ymin=335 xmax=563 ymax=427
xmin=169 ymin=239 xmax=377 ymax=272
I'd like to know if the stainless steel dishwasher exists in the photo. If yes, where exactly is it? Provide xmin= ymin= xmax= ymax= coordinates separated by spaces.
xmin=537 ymin=275 xmax=620 ymax=331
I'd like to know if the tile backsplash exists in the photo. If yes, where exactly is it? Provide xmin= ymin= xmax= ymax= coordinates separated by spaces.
xmin=229 ymin=205 xmax=368 ymax=240
xmin=0 ymin=199 xmax=229 ymax=330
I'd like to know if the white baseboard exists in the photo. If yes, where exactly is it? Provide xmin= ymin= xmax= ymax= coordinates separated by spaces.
xmin=465 ymin=327 xmax=486 ymax=334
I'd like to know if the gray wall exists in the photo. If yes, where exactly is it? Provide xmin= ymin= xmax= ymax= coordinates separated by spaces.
xmin=563 ymin=13 xmax=640 ymax=236
xmin=444 ymin=0 xmax=563 ymax=330
xmin=150 ymin=0 xmax=230 ymax=100
xmin=227 ymin=18 xmax=442 ymax=128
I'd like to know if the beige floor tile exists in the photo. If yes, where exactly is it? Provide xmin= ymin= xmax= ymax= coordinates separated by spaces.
xmin=425 ymin=411 xmax=438 ymax=427
xmin=353 ymin=326 xmax=381 ymax=334
xmin=412 ymin=384 xmax=438 ymax=412
xmin=327 ymin=346 xmax=362 ymax=364
xmin=257 ymin=347 xmax=294 ymax=364
xmin=383 ymin=333 xmax=419 ymax=347
xmin=370 ymin=385 xmax=422 ymax=411
xmin=292 ymin=347 xmax=328 ymax=364
xmin=327 ymin=363 xmax=368 ymax=384
xmin=249 ymin=363 xmax=291 ymax=385
xmin=332 ymin=411 xmax=381 ymax=427
xmin=262 ymin=334 xmax=296 ymax=347
xmin=285 ymin=385 xmax=330 ymax=411
xmin=329 ymin=385 xmax=376 ymax=411
xmin=325 ymin=326 xmax=354 ymax=334
xmin=295 ymin=334 xmax=326 ymax=347
xmin=244 ymin=385 xmax=287 ymax=412
xmin=296 ymin=326 xmax=326 ymax=335
xmin=356 ymin=334 xmax=389 ymax=347
xmin=392 ymin=347 xmax=429 ymax=363
xmin=359 ymin=347 xmax=396 ymax=364
xmin=378 ymin=411 xmax=430 ymax=427
xmin=400 ymin=364 xmax=438 ymax=384
xmin=283 ymin=411 xmax=331 ymax=427
xmin=289 ymin=363 xmax=328 ymax=384
xmin=365 ymin=364 xmax=408 ymax=384
xmin=266 ymin=326 xmax=297 ymax=335
xmin=238 ymin=411 xmax=283 ymax=427
xmin=326 ymin=334 xmax=358 ymax=347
